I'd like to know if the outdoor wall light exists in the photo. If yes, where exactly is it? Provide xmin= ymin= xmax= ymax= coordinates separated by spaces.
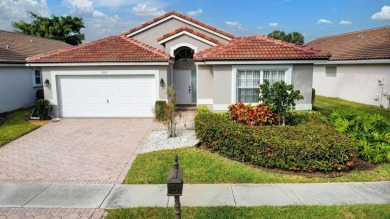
xmin=44 ymin=79 xmax=51 ymax=88
xmin=160 ymin=78 xmax=165 ymax=87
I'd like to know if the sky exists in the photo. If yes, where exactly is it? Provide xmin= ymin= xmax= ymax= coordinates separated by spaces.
xmin=0 ymin=0 xmax=389 ymax=43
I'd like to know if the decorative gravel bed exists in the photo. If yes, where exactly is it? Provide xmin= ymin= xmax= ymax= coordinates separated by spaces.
xmin=141 ymin=130 xmax=199 ymax=153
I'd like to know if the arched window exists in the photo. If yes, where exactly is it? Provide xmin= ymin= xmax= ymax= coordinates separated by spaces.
xmin=174 ymin=46 xmax=194 ymax=60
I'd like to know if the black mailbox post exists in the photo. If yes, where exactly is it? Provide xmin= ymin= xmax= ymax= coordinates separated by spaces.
xmin=167 ymin=155 xmax=183 ymax=219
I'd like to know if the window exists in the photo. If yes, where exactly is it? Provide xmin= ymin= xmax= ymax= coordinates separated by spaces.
xmin=325 ymin=66 xmax=337 ymax=77
xmin=236 ymin=70 xmax=286 ymax=103
xmin=33 ymin=69 xmax=42 ymax=86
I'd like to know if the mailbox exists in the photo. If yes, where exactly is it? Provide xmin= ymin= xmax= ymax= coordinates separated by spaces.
xmin=167 ymin=155 xmax=183 ymax=196
xmin=167 ymin=169 xmax=183 ymax=196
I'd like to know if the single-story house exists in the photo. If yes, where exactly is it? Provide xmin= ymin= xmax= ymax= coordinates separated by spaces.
xmin=0 ymin=30 xmax=70 ymax=113
xmin=26 ymin=11 xmax=330 ymax=118
xmin=305 ymin=26 xmax=390 ymax=109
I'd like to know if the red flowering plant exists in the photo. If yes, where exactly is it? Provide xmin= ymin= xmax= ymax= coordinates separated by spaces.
xmin=228 ymin=102 xmax=280 ymax=127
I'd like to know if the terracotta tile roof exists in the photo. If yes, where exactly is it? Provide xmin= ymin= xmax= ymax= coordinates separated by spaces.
xmin=27 ymin=35 xmax=172 ymax=63
xmin=157 ymin=26 xmax=225 ymax=45
xmin=123 ymin=11 xmax=235 ymax=39
xmin=0 ymin=30 xmax=70 ymax=63
xmin=194 ymin=35 xmax=331 ymax=61
xmin=305 ymin=26 xmax=390 ymax=61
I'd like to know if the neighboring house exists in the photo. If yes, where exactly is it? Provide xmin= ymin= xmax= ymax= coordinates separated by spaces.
xmin=0 ymin=30 xmax=70 ymax=113
xmin=26 ymin=11 xmax=330 ymax=118
xmin=305 ymin=26 xmax=390 ymax=109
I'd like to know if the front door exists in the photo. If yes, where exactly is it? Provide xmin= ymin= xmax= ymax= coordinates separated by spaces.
xmin=174 ymin=70 xmax=193 ymax=104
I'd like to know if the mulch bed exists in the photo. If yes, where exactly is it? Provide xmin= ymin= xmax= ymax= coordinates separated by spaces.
xmin=28 ymin=120 xmax=49 ymax=126
xmin=197 ymin=144 xmax=377 ymax=178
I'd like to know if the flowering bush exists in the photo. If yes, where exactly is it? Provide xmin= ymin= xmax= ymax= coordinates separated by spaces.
xmin=228 ymin=102 xmax=280 ymax=126
xmin=195 ymin=106 xmax=358 ymax=172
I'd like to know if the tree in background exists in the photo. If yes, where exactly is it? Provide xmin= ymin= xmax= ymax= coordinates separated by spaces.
xmin=12 ymin=11 xmax=85 ymax=45
xmin=267 ymin=30 xmax=304 ymax=45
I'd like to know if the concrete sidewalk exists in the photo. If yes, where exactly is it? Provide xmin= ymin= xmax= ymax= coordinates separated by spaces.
xmin=0 ymin=182 xmax=389 ymax=209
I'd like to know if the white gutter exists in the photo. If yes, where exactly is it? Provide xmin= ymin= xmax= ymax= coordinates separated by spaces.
xmin=324 ymin=59 xmax=390 ymax=64
xmin=196 ymin=60 xmax=328 ymax=65
xmin=26 ymin=62 xmax=171 ymax=67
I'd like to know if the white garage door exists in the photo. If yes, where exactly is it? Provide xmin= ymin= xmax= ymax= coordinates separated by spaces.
xmin=59 ymin=75 xmax=155 ymax=117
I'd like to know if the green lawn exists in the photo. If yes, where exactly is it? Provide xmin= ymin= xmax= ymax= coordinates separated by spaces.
xmin=314 ymin=96 xmax=390 ymax=121
xmin=0 ymin=108 xmax=40 ymax=146
xmin=125 ymin=147 xmax=390 ymax=184
xmin=106 ymin=205 xmax=390 ymax=219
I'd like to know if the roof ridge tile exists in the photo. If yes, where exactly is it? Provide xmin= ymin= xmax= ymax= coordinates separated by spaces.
xmin=156 ymin=26 xmax=224 ymax=45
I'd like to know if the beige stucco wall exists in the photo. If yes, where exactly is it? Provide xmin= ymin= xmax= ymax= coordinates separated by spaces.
xmin=292 ymin=64 xmax=313 ymax=106
xmin=196 ymin=65 xmax=213 ymax=109
xmin=42 ymin=65 xmax=168 ymax=117
xmin=164 ymin=34 xmax=213 ymax=55
xmin=0 ymin=66 xmax=40 ymax=113
xmin=313 ymin=64 xmax=390 ymax=108
xmin=131 ymin=18 xmax=230 ymax=51
xmin=213 ymin=65 xmax=232 ymax=106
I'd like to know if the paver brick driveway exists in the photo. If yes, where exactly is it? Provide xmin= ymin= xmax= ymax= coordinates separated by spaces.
xmin=0 ymin=119 xmax=162 ymax=183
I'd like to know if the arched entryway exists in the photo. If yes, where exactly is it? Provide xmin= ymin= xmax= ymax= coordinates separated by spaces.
xmin=173 ymin=46 xmax=197 ymax=104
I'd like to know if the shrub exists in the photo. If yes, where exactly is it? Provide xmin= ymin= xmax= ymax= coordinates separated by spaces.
xmin=312 ymin=88 xmax=316 ymax=104
xmin=228 ymin=102 xmax=280 ymax=126
xmin=259 ymin=80 xmax=303 ymax=125
xmin=35 ymin=99 xmax=50 ymax=120
xmin=153 ymin=101 xmax=166 ymax=122
xmin=36 ymin=89 xmax=44 ymax=101
xmin=195 ymin=106 xmax=357 ymax=172
xmin=330 ymin=109 xmax=390 ymax=163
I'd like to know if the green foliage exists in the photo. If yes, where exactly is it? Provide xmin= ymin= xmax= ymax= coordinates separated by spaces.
xmin=195 ymin=106 xmax=357 ymax=172
xmin=267 ymin=30 xmax=305 ymax=45
xmin=0 ymin=108 xmax=40 ymax=147
xmin=12 ymin=11 xmax=85 ymax=45
xmin=152 ymin=101 xmax=166 ymax=122
xmin=35 ymin=99 xmax=50 ymax=120
xmin=312 ymin=88 xmax=316 ymax=104
xmin=259 ymin=80 xmax=303 ymax=125
xmin=162 ymin=85 xmax=178 ymax=138
xmin=330 ymin=110 xmax=390 ymax=163
xmin=228 ymin=102 xmax=280 ymax=126
xmin=35 ymin=89 xmax=44 ymax=101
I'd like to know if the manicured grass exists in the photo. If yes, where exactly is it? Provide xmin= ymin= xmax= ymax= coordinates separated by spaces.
xmin=106 ymin=205 xmax=390 ymax=219
xmin=0 ymin=108 xmax=40 ymax=146
xmin=125 ymin=147 xmax=390 ymax=184
xmin=314 ymin=96 xmax=390 ymax=121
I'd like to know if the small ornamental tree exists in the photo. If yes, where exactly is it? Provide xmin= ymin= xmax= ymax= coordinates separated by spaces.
xmin=162 ymin=85 xmax=178 ymax=138
xmin=259 ymin=80 xmax=303 ymax=125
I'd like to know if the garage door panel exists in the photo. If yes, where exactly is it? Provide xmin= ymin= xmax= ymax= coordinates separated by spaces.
xmin=59 ymin=75 xmax=155 ymax=117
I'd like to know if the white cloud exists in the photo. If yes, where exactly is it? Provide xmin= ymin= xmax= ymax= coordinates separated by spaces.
xmin=257 ymin=26 xmax=264 ymax=29
xmin=132 ymin=3 xmax=166 ymax=17
xmin=340 ymin=20 xmax=352 ymax=25
xmin=317 ymin=19 xmax=332 ymax=24
xmin=0 ymin=0 xmax=50 ymax=30
xmin=371 ymin=5 xmax=390 ymax=20
xmin=269 ymin=22 xmax=279 ymax=27
xmin=187 ymin=9 xmax=203 ymax=16
xmin=225 ymin=21 xmax=246 ymax=30
xmin=62 ymin=0 xmax=137 ymax=41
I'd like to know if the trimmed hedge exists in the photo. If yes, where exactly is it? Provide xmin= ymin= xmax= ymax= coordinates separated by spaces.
xmin=195 ymin=106 xmax=358 ymax=172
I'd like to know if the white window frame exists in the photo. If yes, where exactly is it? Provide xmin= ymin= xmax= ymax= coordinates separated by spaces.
xmin=32 ymin=68 xmax=42 ymax=87
xmin=231 ymin=65 xmax=293 ymax=104
xmin=325 ymin=66 xmax=337 ymax=77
